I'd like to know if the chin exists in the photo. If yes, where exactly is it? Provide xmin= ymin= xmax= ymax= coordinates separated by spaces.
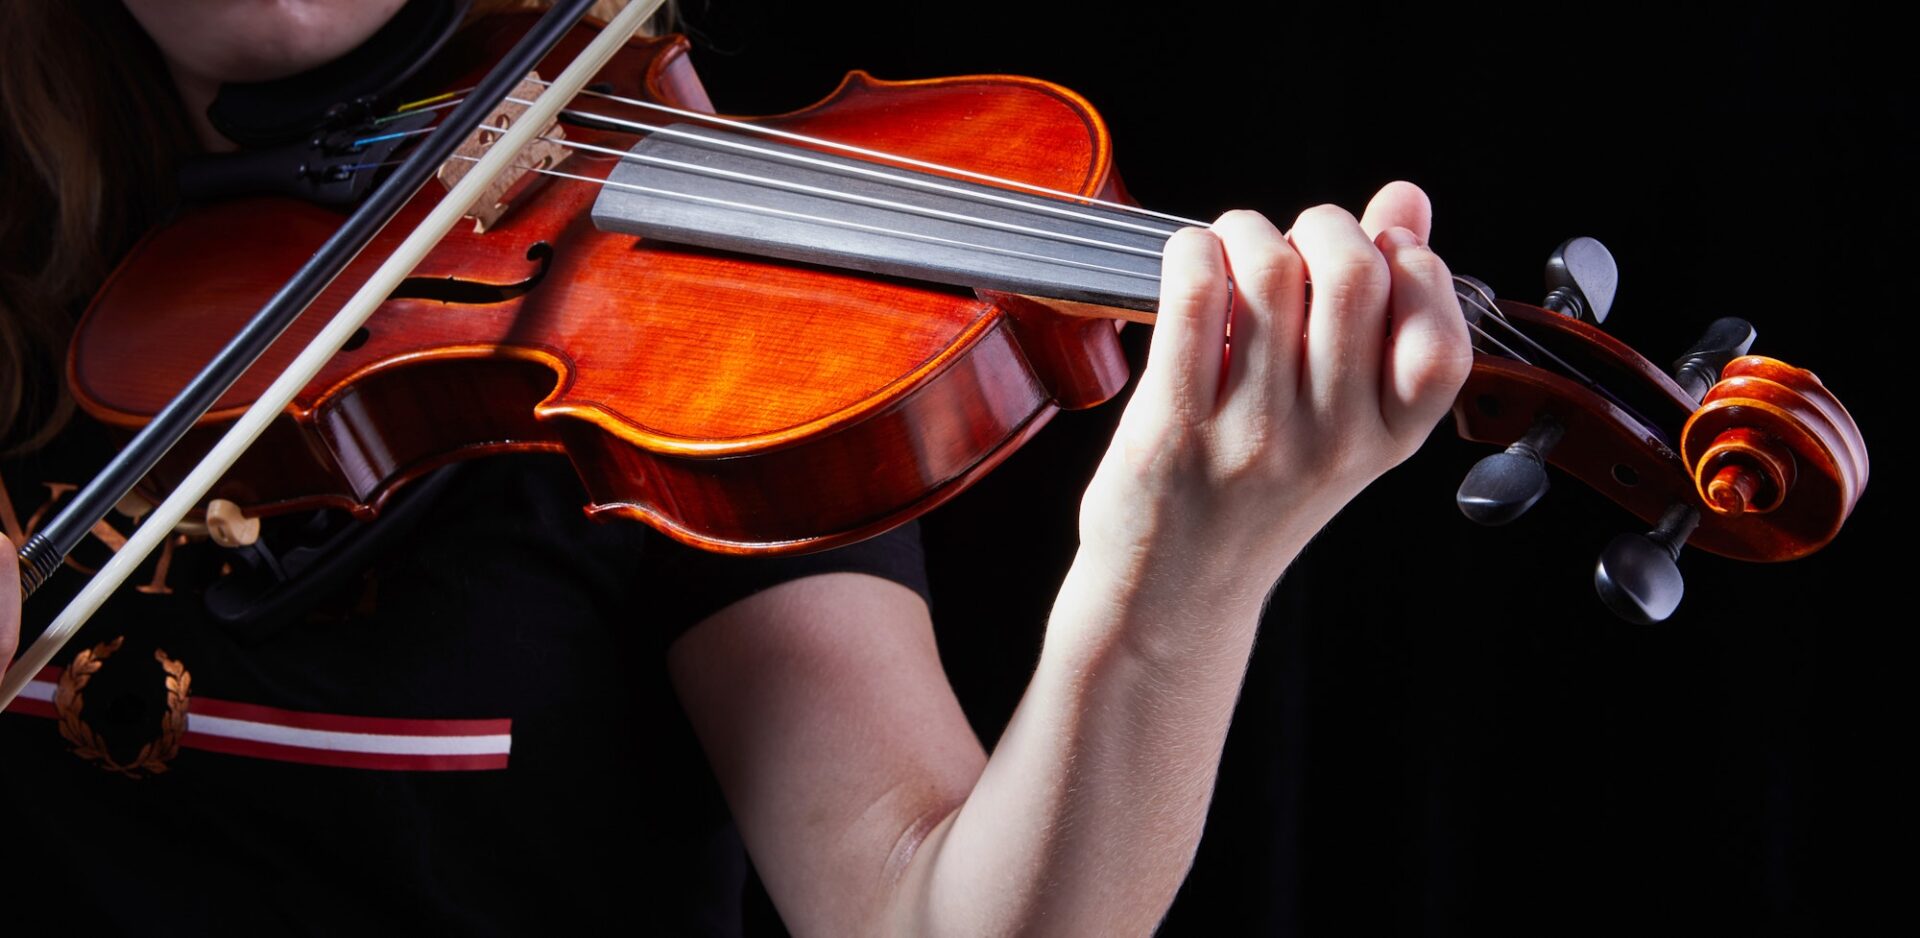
xmin=122 ymin=0 xmax=409 ymax=83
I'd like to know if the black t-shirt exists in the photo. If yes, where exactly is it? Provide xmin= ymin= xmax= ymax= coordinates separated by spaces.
xmin=1 ymin=418 xmax=929 ymax=935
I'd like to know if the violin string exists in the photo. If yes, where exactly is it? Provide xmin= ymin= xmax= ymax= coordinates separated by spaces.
xmin=1437 ymin=279 xmax=1532 ymax=366
xmin=496 ymin=130 xmax=1168 ymax=261
xmin=337 ymin=159 xmax=411 ymax=173
xmin=1480 ymin=315 xmax=1579 ymax=379
xmin=354 ymin=126 xmax=439 ymax=147
xmin=343 ymin=161 xmax=1543 ymax=387
xmin=1452 ymin=275 xmax=1503 ymax=322
xmin=1450 ymin=276 xmax=1673 ymax=442
xmin=452 ymin=154 xmax=1164 ymax=283
xmin=0 ymin=0 xmax=667 ymax=710
xmin=537 ymin=79 xmax=1208 ymax=230
xmin=1461 ymin=319 xmax=1531 ymax=366
xmin=490 ymin=93 xmax=1657 ymax=397
xmin=383 ymin=102 xmax=1178 ymax=280
xmin=453 ymin=148 xmax=1543 ymax=383
xmin=412 ymin=102 xmax=1652 ymax=416
xmin=371 ymin=95 xmax=471 ymax=126
xmin=525 ymin=99 xmax=1188 ymax=240
xmin=382 ymin=98 xmax=1597 ymax=386
xmin=445 ymin=152 xmax=1571 ymax=369
xmin=1453 ymin=276 xmax=1604 ymax=392
xmin=402 ymin=91 xmax=1191 ymax=238
xmin=449 ymin=153 xmax=1548 ymax=374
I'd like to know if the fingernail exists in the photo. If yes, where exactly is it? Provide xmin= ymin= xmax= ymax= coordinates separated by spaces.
xmin=1383 ymin=227 xmax=1424 ymax=249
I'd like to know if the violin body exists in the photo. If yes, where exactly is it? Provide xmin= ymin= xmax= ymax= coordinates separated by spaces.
xmin=71 ymin=12 xmax=1866 ymax=569
xmin=74 ymin=15 xmax=1130 ymax=554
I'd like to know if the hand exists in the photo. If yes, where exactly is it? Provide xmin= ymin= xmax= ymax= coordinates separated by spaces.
xmin=1077 ymin=182 xmax=1472 ymax=607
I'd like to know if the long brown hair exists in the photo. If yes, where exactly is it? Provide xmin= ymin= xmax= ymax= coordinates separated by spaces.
xmin=0 ymin=0 xmax=194 ymax=455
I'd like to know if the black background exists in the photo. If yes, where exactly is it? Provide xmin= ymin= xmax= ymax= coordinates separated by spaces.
xmin=665 ymin=2 xmax=1904 ymax=934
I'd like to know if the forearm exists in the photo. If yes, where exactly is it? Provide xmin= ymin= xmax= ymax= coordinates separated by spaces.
xmin=883 ymin=189 xmax=1466 ymax=933
xmin=889 ymin=543 xmax=1287 ymax=936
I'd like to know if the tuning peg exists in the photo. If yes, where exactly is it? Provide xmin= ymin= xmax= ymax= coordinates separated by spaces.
xmin=1542 ymin=237 xmax=1617 ymax=324
xmin=1594 ymin=503 xmax=1701 ymax=624
xmin=1457 ymin=415 xmax=1564 ymax=525
xmin=1671 ymin=317 xmax=1757 ymax=401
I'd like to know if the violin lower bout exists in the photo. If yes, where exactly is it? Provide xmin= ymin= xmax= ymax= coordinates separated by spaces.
xmin=567 ymin=309 xmax=1099 ymax=554
xmin=124 ymin=294 xmax=1128 ymax=556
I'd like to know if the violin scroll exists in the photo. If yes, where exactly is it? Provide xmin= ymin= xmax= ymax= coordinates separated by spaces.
xmin=1679 ymin=355 xmax=1868 ymax=558
xmin=1450 ymin=242 xmax=1867 ymax=620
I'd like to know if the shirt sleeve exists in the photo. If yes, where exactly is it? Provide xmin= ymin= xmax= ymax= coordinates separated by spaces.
xmin=644 ymin=520 xmax=930 ymax=646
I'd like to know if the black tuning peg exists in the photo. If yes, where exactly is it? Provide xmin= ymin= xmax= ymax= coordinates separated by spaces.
xmin=1672 ymin=317 xmax=1757 ymax=401
xmin=1594 ymin=503 xmax=1701 ymax=624
xmin=1542 ymin=237 xmax=1618 ymax=324
xmin=1457 ymin=416 xmax=1564 ymax=525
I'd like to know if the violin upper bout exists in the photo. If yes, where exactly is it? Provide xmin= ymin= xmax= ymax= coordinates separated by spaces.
xmin=750 ymin=69 xmax=1118 ymax=199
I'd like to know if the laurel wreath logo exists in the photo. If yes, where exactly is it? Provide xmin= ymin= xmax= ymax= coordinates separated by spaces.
xmin=54 ymin=636 xmax=191 ymax=779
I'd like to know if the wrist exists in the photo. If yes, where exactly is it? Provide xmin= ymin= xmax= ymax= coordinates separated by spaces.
xmin=1072 ymin=510 xmax=1308 ymax=605
xmin=1047 ymin=542 xmax=1280 ymax=677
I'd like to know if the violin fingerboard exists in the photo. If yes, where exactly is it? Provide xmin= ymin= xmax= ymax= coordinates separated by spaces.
xmin=588 ymin=125 xmax=1167 ymax=311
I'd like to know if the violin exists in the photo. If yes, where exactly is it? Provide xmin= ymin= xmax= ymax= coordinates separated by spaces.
xmin=3 ymin=1 xmax=1869 ymax=704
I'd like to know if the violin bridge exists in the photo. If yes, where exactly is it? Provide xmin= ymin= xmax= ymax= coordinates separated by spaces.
xmin=436 ymin=71 xmax=568 ymax=233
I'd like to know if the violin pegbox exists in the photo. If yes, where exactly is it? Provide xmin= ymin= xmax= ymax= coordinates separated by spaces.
xmin=434 ymin=71 xmax=569 ymax=232
xmin=1454 ymin=238 xmax=1618 ymax=527
xmin=1450 ymin=235 xmax=1617 ymax=530
xmin=1445 ymin=243 xmax=1866 ymax=623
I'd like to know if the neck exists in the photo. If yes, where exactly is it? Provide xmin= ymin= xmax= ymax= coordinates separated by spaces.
xmin=163 ymin=58 xmax=237 ymax=154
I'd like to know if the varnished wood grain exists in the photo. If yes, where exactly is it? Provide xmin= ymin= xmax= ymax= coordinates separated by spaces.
xmin=71 ymin=15 xmax=1128 ymax=553
xmin=72 ymin=13 xmax=1866 ymax=562
xmin=1680 ymin=356 xmax=1868 ymax=559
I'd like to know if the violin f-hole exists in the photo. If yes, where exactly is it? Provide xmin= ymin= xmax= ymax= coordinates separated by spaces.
xmin=387 ymin=240 xmax=554 ymax=306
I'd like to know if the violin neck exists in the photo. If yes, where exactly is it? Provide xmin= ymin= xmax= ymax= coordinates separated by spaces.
xmin=588 ymin=125 xmax=1168 ymax=319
